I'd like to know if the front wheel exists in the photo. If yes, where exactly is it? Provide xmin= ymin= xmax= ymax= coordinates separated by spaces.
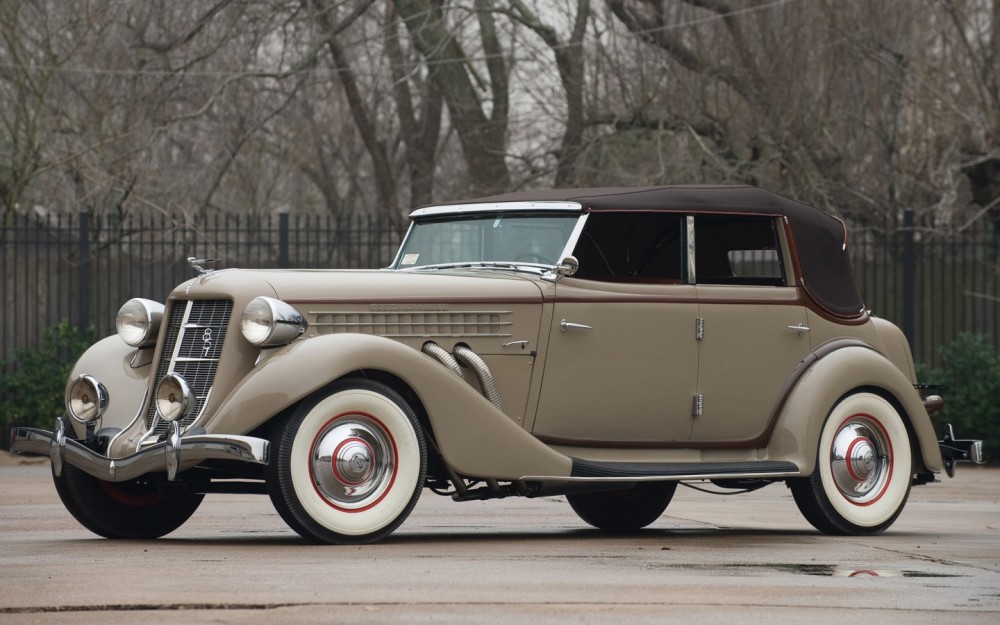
xmin=266 ymin=377 xmax=427 ymax=544
xmin=53 ymin=465 xmax=204 ymax=539
xmin=567 ymin=482 xmax=677 ymax=532
xmin=790 ymin=392 xmax=912 ymax=535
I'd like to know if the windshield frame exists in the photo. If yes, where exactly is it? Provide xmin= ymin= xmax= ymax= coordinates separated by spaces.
xmin=390 ymin=205 xmax=587 ymax=271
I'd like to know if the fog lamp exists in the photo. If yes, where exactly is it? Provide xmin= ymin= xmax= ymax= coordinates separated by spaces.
xmin=66 ymin=374 xmax=109 ymax=424
xmin=155 ymin=373 xmax=193 ymax=422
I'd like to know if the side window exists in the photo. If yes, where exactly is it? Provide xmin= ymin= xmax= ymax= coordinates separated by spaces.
xmin=572 ymin=213 xmax=684 ymax=282
xmin=694 ymin=215 xmax=786 ymax=286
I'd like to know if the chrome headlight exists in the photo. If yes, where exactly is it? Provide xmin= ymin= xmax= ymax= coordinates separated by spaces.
xmin=116 ymin=298 xmax=164 ymax=347
xmin=66 ymin=374 xmax=108 ymax=424
xmin=240 ymin=297 xmax=306 ymax=347
xmin=155 ymin=373 xmax=193 ymax=422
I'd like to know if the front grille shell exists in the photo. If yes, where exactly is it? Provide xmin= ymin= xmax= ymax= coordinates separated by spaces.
xmin=144 ymin=300 xmax=233 ymax=436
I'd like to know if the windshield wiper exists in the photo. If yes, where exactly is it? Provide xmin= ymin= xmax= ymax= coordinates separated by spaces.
xmin=409 ymin=261 xmax=547 ymax=274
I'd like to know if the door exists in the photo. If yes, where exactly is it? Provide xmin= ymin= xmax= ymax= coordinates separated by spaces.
xmin=687 ymin=214 xmax=811 ymax=444
xmin=532 ymin=283 xmax=700 ymax=445
xmin=531 ymin=212 xmax=698 ymax=445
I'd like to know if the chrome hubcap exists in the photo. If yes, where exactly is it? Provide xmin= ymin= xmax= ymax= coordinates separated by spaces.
xmin=310 ymin=415 xmax=395 ymax=510
xmin=830 ymin=417 xmax=891 ymax=503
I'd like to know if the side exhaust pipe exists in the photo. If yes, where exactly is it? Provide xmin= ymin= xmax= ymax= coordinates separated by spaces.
xmin=422 ymin=341 xmax=503 ymax=412
xmin=453 ymin=344 xmax=503 ymax=412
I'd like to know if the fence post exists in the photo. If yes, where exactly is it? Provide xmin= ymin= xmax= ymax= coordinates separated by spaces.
xmin=902 ymin=208 xmax=915 ymax=348
xmin=278 ymin=212 xmax=289 ymax=268
xmin=78 ymin=212 xmax=91 ymax=331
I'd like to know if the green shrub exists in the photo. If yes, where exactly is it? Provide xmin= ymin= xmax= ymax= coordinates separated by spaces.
xmin=0 ymin=321 xmax=96 ymax=438
xmin=918 ymin=333 xmax=1000 ymax=464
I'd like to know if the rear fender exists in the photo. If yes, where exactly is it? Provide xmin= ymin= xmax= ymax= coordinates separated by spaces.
xmin=767 ymin=344 xmax=943 ymax=475
xmin=207 ymin=334 xmax=572 ymax=480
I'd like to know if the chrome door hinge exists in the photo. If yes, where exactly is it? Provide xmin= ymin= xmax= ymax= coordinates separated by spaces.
xmin=692 ymin=394 xmax=704 ymax=417
xmin=695 ymin=318 xmax=705 ymax=340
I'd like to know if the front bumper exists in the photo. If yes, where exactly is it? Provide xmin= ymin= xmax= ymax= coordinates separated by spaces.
xmin=9 ymin=417 xmax=269 ymax=482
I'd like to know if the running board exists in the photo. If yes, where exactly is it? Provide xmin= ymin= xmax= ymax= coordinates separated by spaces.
xmin=568 ymin=458 xmax=800 ymax=481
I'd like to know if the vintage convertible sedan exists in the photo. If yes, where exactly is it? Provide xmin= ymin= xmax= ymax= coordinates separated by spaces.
xmin=11 ymin=186 xmax=984 ymax=543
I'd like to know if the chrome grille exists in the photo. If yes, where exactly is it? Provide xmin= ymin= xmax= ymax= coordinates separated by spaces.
xmin=145 ymin=300 xmax=233 ymax=435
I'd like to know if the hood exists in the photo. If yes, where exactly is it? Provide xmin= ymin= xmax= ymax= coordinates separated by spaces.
xmin=170 ymin=268 xmax=547 ymax=304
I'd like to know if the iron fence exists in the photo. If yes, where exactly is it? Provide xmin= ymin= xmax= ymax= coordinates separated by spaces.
xmin=1 ymin=212 xmax=405 ymax=372
xmin=2 ymin=210 xmax=998 ymax=369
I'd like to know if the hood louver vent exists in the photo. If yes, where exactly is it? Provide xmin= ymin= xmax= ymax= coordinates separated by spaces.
xmin=311 ymin=310 xmax=512 ymax=338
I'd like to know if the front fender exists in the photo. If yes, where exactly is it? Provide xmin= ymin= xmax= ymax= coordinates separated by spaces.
xmin=207 ymin=334 xmax=572 ymax=480
xmin=66 ymin=336 xmax=152 ymax=439
xmin=767 ymin=344 xmax=944 ymax=475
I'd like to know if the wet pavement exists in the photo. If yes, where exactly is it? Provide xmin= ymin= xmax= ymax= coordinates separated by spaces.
xmin=1 ymin=454 xmax=998 ymax=624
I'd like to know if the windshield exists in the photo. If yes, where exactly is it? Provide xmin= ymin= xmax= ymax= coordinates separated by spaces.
xmin=393 ymin=213 xmax=580 ymax=269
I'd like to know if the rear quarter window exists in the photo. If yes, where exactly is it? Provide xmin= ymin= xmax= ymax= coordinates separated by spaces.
xmin=695 ymin=215 xmax=786 ymax=286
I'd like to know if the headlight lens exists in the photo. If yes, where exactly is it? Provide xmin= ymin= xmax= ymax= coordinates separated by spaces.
xmin=116 ymin=298 xmax=164 ymax=347
xmin=240 ymin=297 xmax=306 ymax=347
xmin=155 ymin=373 xmax=193 ymax=422
xmin=66 ymin=374 xmax=108 ymax=424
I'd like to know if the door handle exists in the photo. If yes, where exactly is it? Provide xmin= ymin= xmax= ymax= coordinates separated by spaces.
xmin=787 ymin=324 xmax=810 ymax=336
xmin=560 ymin=319 xmax=593 ymax=333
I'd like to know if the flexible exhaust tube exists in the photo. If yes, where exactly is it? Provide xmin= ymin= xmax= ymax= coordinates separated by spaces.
xmin=453 ymin=344 xmax=503 ymax=411
xmin=421 ymin=342 xmax=465 ymax=380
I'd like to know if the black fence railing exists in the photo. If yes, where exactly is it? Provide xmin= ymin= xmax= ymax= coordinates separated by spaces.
xmin=1 ymin=212 xmax=406 ymax=371
xmin=851 ymin=212 xmax=1000 ymax=366
xmin=2 ymin=210 xmax=998 ymax=368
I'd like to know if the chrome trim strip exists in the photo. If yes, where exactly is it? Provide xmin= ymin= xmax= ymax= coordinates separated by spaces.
xmin=560 ymin=213 xmax=590 ymax=263
xmin=323 ymin=333 xmax=514 ymax=339
xmin=311 ymin=322 xmax=513 ymax=329
xmin=686 ymin=215 xmax=696 ymax=284
xmin=167 ymin=301 xmax=194 ymax=375
xmin=10 ymin=425 xmax=269 ymax=482
xmin=308 ymin=309 xmax=515 ymax=315
xmin=409 ymin=201 xmax=583 ymax=218
xmin=518 ymin=470 xmax=801 ymax=483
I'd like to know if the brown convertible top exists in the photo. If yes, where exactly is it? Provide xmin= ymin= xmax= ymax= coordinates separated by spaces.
xmin=429 ymin=185 xmax=864 ymax=319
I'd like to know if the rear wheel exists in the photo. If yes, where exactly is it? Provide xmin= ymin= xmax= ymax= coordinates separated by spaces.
xmin=790 ymin=392 xmax=912 ymax=535
xmin=568 ymin=482 xmax=676 ymax=532
xmin=267 ymin=377 xmax=427 ymax=544
xmin=53 ymin=465 xmax=203 ymax=539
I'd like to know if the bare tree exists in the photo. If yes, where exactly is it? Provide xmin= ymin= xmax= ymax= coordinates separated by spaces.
xmin=393 ymin=0 xmax=512 ymax=195
xmin=1 ymin=0 xmax=996 ymax=224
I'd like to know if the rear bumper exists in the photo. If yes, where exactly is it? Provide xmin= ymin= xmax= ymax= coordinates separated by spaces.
xmin=9 ymin=417 xmax=269 ymax=482
xmin=938 ymin=423 xmax=985 ymax=478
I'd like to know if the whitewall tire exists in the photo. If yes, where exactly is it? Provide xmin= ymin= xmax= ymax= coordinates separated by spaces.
xmin=791 ymin=391 xmax=912 ymax=535
xmin=267 ymin=377 xmax=426 ymax=544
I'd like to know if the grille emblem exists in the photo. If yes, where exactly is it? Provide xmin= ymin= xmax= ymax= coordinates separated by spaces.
xmin=202 ymin=328 xmax=214 ymax=356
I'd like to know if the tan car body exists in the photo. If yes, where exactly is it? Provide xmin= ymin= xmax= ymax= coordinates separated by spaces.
xmin=66 ymin=265 xmax=943 ymax=481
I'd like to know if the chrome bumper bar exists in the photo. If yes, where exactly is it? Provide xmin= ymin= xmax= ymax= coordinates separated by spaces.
xmin=938 ymin=423 xmax=985 ymax=478
xmin=9 ymin=417 xmax=269 ymax=482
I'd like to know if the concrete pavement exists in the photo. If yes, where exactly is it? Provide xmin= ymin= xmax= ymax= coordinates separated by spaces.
xmin=1 ymin=453 xmax=998 ymax=624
